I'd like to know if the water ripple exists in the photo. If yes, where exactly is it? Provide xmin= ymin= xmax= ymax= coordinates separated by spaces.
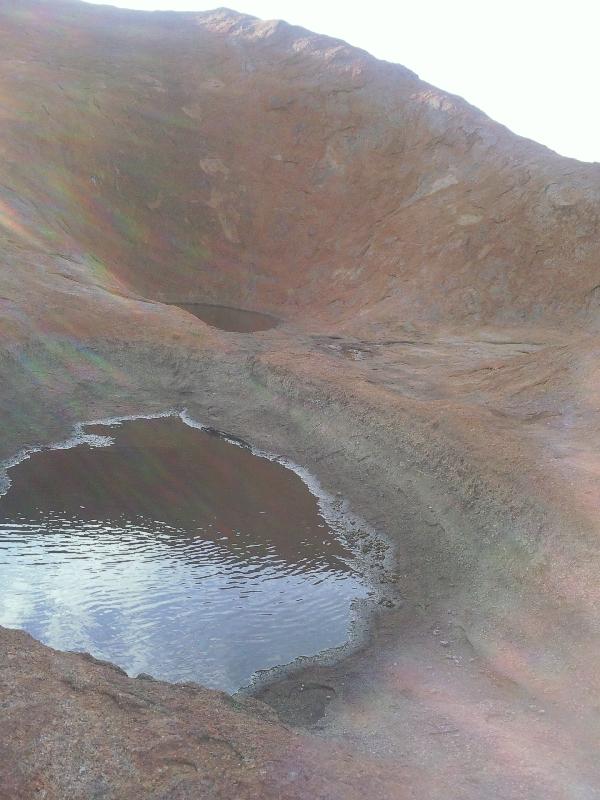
xmin=0 ymin=418 xmax=369 ymax=692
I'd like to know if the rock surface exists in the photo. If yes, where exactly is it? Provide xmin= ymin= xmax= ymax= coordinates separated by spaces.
xmin=1 ymin=1 xmax=600 ymax=798
xmin=0 ymin=627 xmax=402 ymax=799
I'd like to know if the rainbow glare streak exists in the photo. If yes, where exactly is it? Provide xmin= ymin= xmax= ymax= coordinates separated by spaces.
xmin=0 ymin=157 xmax=211 ymax=296
xmin=0 ymin=41 xmax=222 ymax=305
xmin=11 ymin=338 xmax=133 ymax=392
xmin=0 ymin=196 xmax=50 ymax=251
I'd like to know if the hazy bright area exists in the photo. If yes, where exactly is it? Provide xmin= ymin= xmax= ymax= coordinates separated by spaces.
xmin=83 ymin=0 xmax=600 ymax=163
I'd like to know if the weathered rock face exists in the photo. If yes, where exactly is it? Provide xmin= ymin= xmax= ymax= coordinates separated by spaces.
xmin=1 ymin=0 xmax=599 ymax=329
xmin=1 ymin=626 xmax=405 ymax=800
xmin=2 ymin=2 xmax=600 ymax=799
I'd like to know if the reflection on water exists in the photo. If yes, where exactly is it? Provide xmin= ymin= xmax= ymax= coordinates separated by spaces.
xmin=175 ymin=303 xmax=279 ymax=332
xmin=0 ymin=418 xmax=366 ymax=692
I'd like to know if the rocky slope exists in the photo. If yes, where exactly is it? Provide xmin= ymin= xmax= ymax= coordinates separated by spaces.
xmin=1 ymin=1 xmax=600 ymax=798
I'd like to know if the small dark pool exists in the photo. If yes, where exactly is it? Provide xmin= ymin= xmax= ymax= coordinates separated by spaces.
xmin=0 ymin=417 xmax=367 ymax=692
xmin=176 ymin=303 xmax=280 ymax=333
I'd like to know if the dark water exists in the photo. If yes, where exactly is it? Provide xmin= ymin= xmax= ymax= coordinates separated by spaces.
xmin=0 ymin=417 xmax=366 ymax=692
xmin=176 ymin=303 xmax=279 ymax=333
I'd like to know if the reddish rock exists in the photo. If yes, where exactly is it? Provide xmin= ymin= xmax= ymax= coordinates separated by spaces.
xmin=0 ymin=2 xmax=600 ymax=798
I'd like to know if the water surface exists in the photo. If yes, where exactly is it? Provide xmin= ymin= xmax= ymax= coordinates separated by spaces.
xmin=176 ymin=303 xmax=279 ymax=332
xmin=0 ymin=417 xmax=366 ymax=691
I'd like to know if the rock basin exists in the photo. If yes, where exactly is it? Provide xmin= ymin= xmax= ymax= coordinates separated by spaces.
xmin=0 ymin=415 xmax=374 ymax=692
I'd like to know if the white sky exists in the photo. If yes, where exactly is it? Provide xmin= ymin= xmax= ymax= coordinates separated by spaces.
xmin=83 ymin=0 xmax=600 ymax=163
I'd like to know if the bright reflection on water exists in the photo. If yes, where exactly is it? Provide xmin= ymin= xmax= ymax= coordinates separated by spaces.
xmin=0 ymin=418 xmax=367 ymax=692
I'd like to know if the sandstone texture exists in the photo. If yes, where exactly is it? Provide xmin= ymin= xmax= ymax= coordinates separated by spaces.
xmin=1 ymin=1 xmax=600 ymax=798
